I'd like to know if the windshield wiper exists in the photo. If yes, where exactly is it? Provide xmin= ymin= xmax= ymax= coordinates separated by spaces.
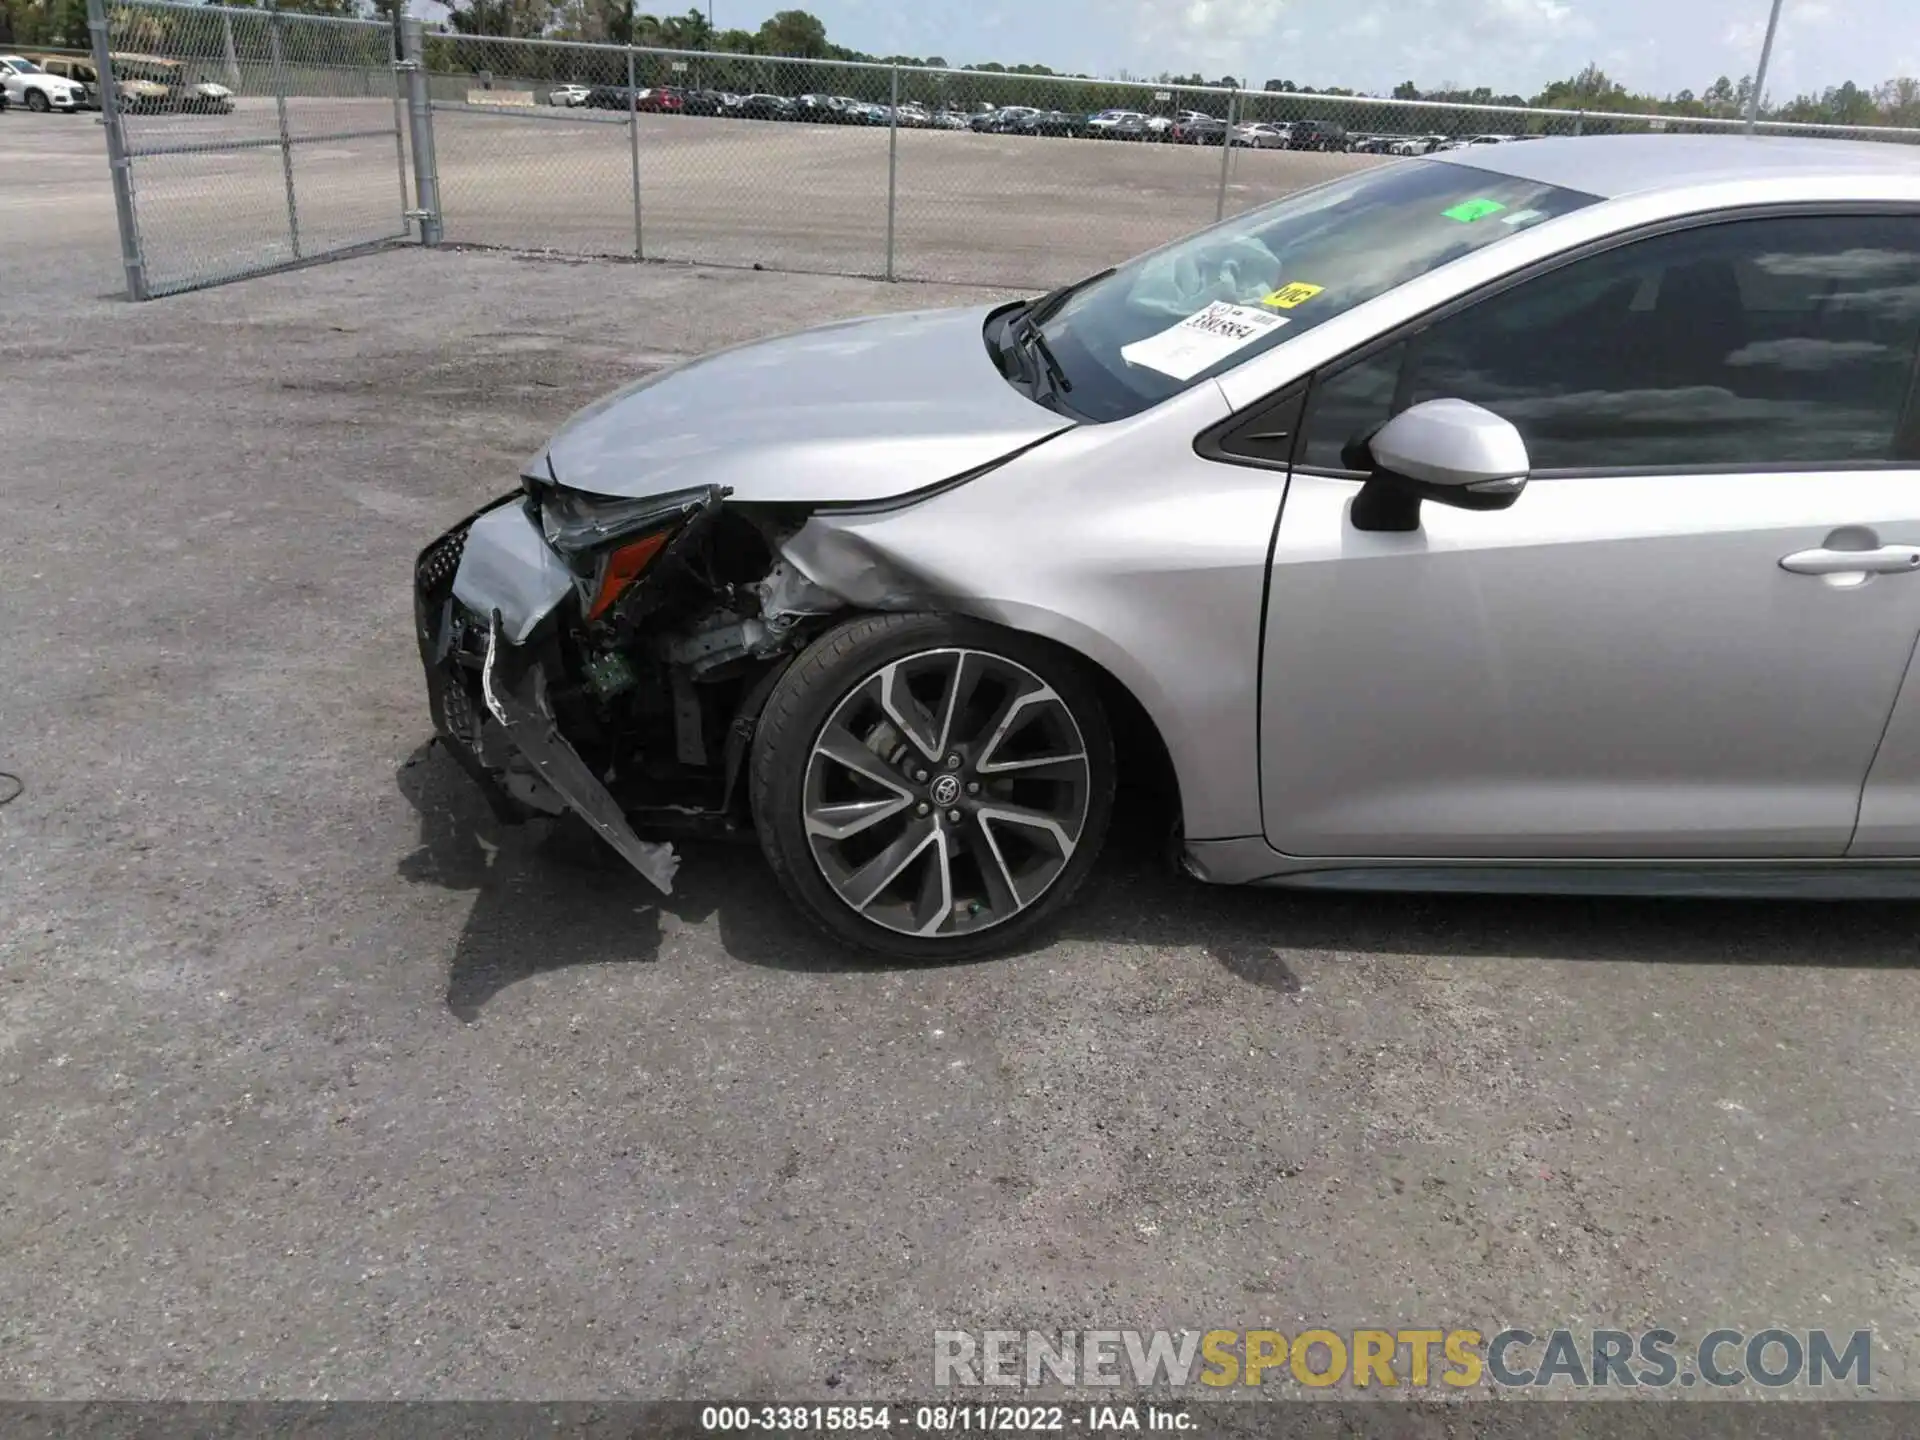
xmin=1002 ymin=266 xmax=1113 ymax=406
xmin=1019 ymin=324 xmax=1073 ymax=398
xmin=1021 ymin=265 xmax=1115 ymax=330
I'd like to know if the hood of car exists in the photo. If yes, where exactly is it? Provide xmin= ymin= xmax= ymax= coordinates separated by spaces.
xmin=195 ymin=82 xmax=233 ymax=96
xmin=539 ymin=304 xmax=1071 ymax=505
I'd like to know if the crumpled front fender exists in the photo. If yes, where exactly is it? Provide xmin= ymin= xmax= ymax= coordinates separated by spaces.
xmin=452 ymin=501 xmax=575 ymax=646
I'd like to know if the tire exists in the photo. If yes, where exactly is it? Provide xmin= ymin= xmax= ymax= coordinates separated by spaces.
xmin=28 ymin=90 xmax=50 ymax=113
xmin=750 ymin=612 xmax=1115 ymax=961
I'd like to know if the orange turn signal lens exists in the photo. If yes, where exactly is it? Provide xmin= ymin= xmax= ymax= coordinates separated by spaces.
xmin=587 ymin=530 xmax=671 ymax=621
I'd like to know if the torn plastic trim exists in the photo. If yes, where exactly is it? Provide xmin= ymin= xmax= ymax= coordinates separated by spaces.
xmin=481 ymin=613 xmax=681 ymax=896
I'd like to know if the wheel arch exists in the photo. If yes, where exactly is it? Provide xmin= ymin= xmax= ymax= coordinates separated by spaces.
xmin=1019 ymin=626 xmax=1183 ymax=845
xmin=769 ymin=603 xmax=1185 ymax=845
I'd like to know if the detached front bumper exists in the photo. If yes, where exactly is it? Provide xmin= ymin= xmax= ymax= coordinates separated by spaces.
xmin=413 ymin=497 xmax=680 ymax=895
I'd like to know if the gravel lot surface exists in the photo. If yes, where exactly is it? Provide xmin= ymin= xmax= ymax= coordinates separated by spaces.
xmin=5 ymin=108 xmax=1920 ymax=1406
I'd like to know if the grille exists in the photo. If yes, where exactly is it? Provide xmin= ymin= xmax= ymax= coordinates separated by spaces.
xmin=414 ymin=523 xmax=469 ymax=605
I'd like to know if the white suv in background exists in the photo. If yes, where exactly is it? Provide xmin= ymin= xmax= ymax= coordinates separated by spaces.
xmin=0 ymin=55 xmax=85 ymax=112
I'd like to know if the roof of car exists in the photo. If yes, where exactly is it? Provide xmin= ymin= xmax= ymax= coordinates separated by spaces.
xmin=1432 ymin=133 xmax=1920 ymax=199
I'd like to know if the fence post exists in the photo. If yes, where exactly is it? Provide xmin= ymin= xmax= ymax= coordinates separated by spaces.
xmin=885 ymin=64 xmax=900 ymax=281
xmin=1215 ymin=89 xmax=1236 ymax=223
xmin=1573 ymin=109 xmax=1585 ymax=136
xmin=628 ymin=48 xmax=644 ymax=260
xmin=86 ymin=0 xmax=147 ymax=300
xmin=386 ymin=8 xmax=409 ymax=237
xmin=220 ymin=8 xmax=241 ymax=90
xmin=401 ymin=17 xmax=442 ymax=245
xmin=1747 ymin=0 xmax=1785 ymax=133
xmin=265 ymin=0 xmax=301 ymax=260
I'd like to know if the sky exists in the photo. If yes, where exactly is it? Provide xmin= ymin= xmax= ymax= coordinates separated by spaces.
xmin=718 ymin=0 xmax=1919 ymax=103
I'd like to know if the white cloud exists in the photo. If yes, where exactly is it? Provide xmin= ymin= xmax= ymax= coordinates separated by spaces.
xmin=1112 ymin=0 xmax=1291 ymax=78
xmin=1478 ymin=0 xmax=1578 ymax=34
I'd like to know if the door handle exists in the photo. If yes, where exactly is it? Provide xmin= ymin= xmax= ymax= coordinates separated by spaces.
xmin=1780 ymin=545 xmax=1920 ymax=576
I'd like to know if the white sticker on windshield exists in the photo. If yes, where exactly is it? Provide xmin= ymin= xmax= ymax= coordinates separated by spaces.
xmin=1119 ymin=302 xmax=1288 ymax=381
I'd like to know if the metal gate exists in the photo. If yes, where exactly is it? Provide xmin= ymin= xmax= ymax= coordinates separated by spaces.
xmin=87 ymin=0 xmax=413 ymax=299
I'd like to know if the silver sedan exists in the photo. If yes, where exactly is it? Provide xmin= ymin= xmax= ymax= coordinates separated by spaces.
xmin=416 ymin=136 xmax=1920 ymax=958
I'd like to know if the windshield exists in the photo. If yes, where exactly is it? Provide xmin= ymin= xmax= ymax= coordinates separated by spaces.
xmin=9 ymin=58 xmax=45 ymax=73
xmin=1019 ymin=158 xmax=1598 ymax=421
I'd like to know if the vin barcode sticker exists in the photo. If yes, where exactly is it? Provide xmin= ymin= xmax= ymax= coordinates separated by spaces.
xmin=1119 ymin=301 xmax=1288 ymax=380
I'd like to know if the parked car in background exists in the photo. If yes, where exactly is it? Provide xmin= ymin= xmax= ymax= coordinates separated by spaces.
xmin=893 ymin=101 xmax=931 ymax=127
xmin=929 ymin=109 xmax=971 ymax=130
xmin=1085 ymin=108 xmax=1146 ymax=138
xmin=982 ymin=105 xmax=1040 ymax=134
xmin=1232 ymin=122 xmax=1292 ymax=148
xmin=111 ymin=54 xmax=234 ymax=113
xmin=30 ymin=55 xmax=99 ymax=108
xmin=735 ymin=92 xmax=795 ymax=121
xmin=634 ymin=85 xmax=684 ymax=113
xmin=1015 ymin=109 xmax=1079 ymax=138
xmin=1173 ymin=114 xmax=1228 ymax=145
xmin=547 ymin=83 xmax=591 ymax=106
xmin=0 ymin=54 xmax=84 ymax=112
xmin=1468 ymin=132 xmax=1516 ymax=145
xmin=1389 ymin=133 xmax=1448 ymax=155
xmin=113 ymin=70 xmax=172 ymax=112
xmin=1287 ymin=118 xmax=1348 ymax=151
xmin=680 ymin=88 xmax=737 ymax=116
xmin=793 ymin=92 xmax=842 ymax=122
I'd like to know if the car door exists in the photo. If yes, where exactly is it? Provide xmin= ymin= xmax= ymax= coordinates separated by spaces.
xmin=1258 ymin=210 xmax=1920 ymax=860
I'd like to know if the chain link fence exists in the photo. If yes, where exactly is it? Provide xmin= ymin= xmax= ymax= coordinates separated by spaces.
xmin=88 ymin=0 xmax=410 ymax=298
xmin=88 ymin=17 xmax=1920 ymax=299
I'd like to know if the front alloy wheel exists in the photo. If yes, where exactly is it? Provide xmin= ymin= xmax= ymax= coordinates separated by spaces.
xmin=751 ymin=614 xmax=1114 ymax=959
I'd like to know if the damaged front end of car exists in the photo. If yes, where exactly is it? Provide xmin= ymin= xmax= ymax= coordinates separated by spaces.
xmin=414 ymin=475 xmax=856 ymax=895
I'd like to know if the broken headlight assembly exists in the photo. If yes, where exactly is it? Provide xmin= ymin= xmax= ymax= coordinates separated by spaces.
xmin=535 ymin=484 xmax=714 ymax=623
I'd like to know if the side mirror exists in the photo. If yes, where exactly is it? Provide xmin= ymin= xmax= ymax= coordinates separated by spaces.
xmin=1348 ymin=399 xmax=1531 ymax=533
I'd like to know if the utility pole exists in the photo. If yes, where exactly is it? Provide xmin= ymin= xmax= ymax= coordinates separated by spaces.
xmin=1746 ymin=0 xmax=1785 ymax=133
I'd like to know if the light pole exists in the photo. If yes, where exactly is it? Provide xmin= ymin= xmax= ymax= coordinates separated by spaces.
xmin=1746 ymin=0 xmax=1785 ymax=133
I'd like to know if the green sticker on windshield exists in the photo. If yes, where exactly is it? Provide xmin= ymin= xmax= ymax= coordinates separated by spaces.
xmin=1442 ymin=198 xmax=1507 ymax=223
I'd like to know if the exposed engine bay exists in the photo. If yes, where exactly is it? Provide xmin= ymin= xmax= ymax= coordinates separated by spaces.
xmin=415 ymin=482 xmax=874 ymax=895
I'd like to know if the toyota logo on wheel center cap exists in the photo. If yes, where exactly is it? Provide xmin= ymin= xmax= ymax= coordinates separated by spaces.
xmin=929 ymin=773 xmax=961 ymax=807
